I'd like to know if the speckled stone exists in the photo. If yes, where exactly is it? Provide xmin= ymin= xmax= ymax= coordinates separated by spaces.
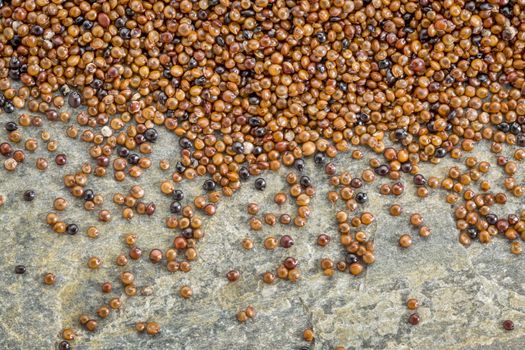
xmin=0 ymin=113 xmax=525 ymax=350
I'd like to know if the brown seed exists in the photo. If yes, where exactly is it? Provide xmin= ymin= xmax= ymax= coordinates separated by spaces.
xmin=407 ymin=298 xmax=419 ymax=310
xmin=135 ymin=322 xmax=146 ymax=332
xmin=242 ymin=238 xmax=254 ymax=250
xmin=389 ymin=204 xmax=402 ymax=216
xmin=355 ymin=231 xmax=367 ymax=242
xmin=249 ymin=217 xmax=263 ymax=230
xmin=159 ymin=160 xmax=170 ymax=170
xmin=204 ymin=204 xmax=216 ymax=216
xmin=362 ymin=252 xmax=375 ymax=265
xmin=53 ymin=197 xmax=68 ymax=211
xmin=349 ymin=263 xmax=364 ymax=275
xmin=274 ymin=192 xmax=287 ymax=205
xmin=101 ymin=282 xmax=112 ymax=293
xmin=288 ymin=268 xmax=301 ymax=282
xmin=125 ymin=234 xmax=137 ymax=246
xmin=317 ymin=234 xmax=331 ymax=246
xmin=129 ymin=247 xmax=142 ymax=260
xmin=337 ymin=261 xmax=348 ymax=272
xmin=120 ymin=272 xmax=135 ymax=285
xmin=98 ymin=210 xmax=111 ymax=222
xmin=129 ymin=185 xmax=145 ymax=199
xmin=174 ymin=236 xmax=187 ymax=249
xmin=263 ymin=271 xmax=275 ymax=284
xmin=167 ymin=261 xmax=179 ymax=272
xmin=279 ymin=214 xmax=292 ymax=225
xmin=149 ymin=249 xmax=163 ymax=263
xmin=264 ymin=236 xmax=278 ymax=250
xmin=53 ymin=222 xmax=66 ymax=234
xmin=55 ymin=154 xmax=67 ymax=166
xmin=276 ymin=265 xmax=288 ymax=279
xmin=226 ymin=270 xmax=240 ymax=282
xmin=36 ymin=158 xmax=48 ymax=170
xmin=180 ymin=285 xmax=193 ymax=299
xmin=503 ymin=320 xmax=515 ymax=331
xmin=87 ymin=257 xmax=101 ymax=269
xmin=62 ymin=328 xmax=75 ymax=341
xmin=245 ymin=305 xmax=256 ymax=318
xmin=85 ymin=320 xmax=97 ymax=332
xmin=323 ymin=268 xmax=335 ymax=277
xmin=264 ymin=213 xmax=277 ymax=225
xmin=237 ymin=311 xmax=248 ymax=322
xmin=146 ymin=322 xmax=161 ymax=335
xmin=98 ymin=13 xmax=110 ymax=27
xmin=43 ymin=272 xmax=56 ymax=285
xmin=160 ymin=181 xmax=174 ymax=194
xmin=459 ymin=232 xmax=471 ymax=246
xmin=124 ymin=285 xmax=137 ymax=296
xmin=409 ymin=213 xmax=423 ymax=226
xmin=79 ymin=315 xmax=90 ymax=325
xmin=419 ymin=226 xmax=431 ymax=238
xmin=116 ymin=254 xmax=128 ymax=266
xmin=327 ymin=191 xmax=339 ymax=203
xmin=399 ymin=234 xmax=412 ymax=248
xmin=247 ymin=203 xmax=260 ymax=215
xmin=511 ymin=241 xmax=522 ymax=255
xmin=320 ymin=258 xmax=334 ymax=270
xmin=97 ymin=306 xmax=110 ymax=318
xmin=303 ymin=328 xmax=314 ymax=342
xmin=408 ymin=313 xmax=420 ymax=325
xmin=4 ymin=158 xmax=17 ymax=171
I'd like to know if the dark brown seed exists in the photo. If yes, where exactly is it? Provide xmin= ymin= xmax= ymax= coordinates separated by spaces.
xmin=55 ymin=154 xmax=67 ymax=166
xmin=317 ymin=234 xmax=331 ymax=246
xmin=503 ymin=320 xmax=514 ymax=331
xmin=226 ymin=270 xmax=240 ymax=282
xmin=408 ymin=313 xmax=420 ymax=325
xmin=101 ymin=282 xmax=112 ymax=293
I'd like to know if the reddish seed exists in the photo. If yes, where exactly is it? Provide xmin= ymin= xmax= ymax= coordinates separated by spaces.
xmin=408 ymin=313 xmax=420 ymax=325
xmin=55 ymin=154 xmax=67 ymax=166
xmin=317 ymin=234 xmax=331 ymax=246
xmin=226 ymin=270 xmax=240 ymax=282
xmin=283 ymin=257 xmax=297 ymax=270
xmin=149 ymin=249 xmax=163 ymax=263
xmin=129 ymin=247 xmax=142 ymax=260
xmin=503 ymin=320 xmax=514 ymax=331
xmin=174 ymin=237 xmax=187 ymax=249
xmin=410 ymin=58 xmax=425 ymax=73
xmin=279 ymin=235 xmax=294 ymax=248
xmin=101 ymin=282 xmax=112 ymax=293
xmin=146 ymin=202 xmax=156 ymax=215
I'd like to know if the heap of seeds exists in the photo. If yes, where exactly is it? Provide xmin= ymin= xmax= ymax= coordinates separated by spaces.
xmin=1 ymin=0 xmax=525 ymax=347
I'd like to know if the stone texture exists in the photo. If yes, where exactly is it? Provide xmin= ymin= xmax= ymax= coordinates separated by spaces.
xmin=0 ymin=117 xmax=525 ymax=350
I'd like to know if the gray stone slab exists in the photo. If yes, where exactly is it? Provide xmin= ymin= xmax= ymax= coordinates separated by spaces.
xmin=1 ymin=112 xmax=524 ymax=350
